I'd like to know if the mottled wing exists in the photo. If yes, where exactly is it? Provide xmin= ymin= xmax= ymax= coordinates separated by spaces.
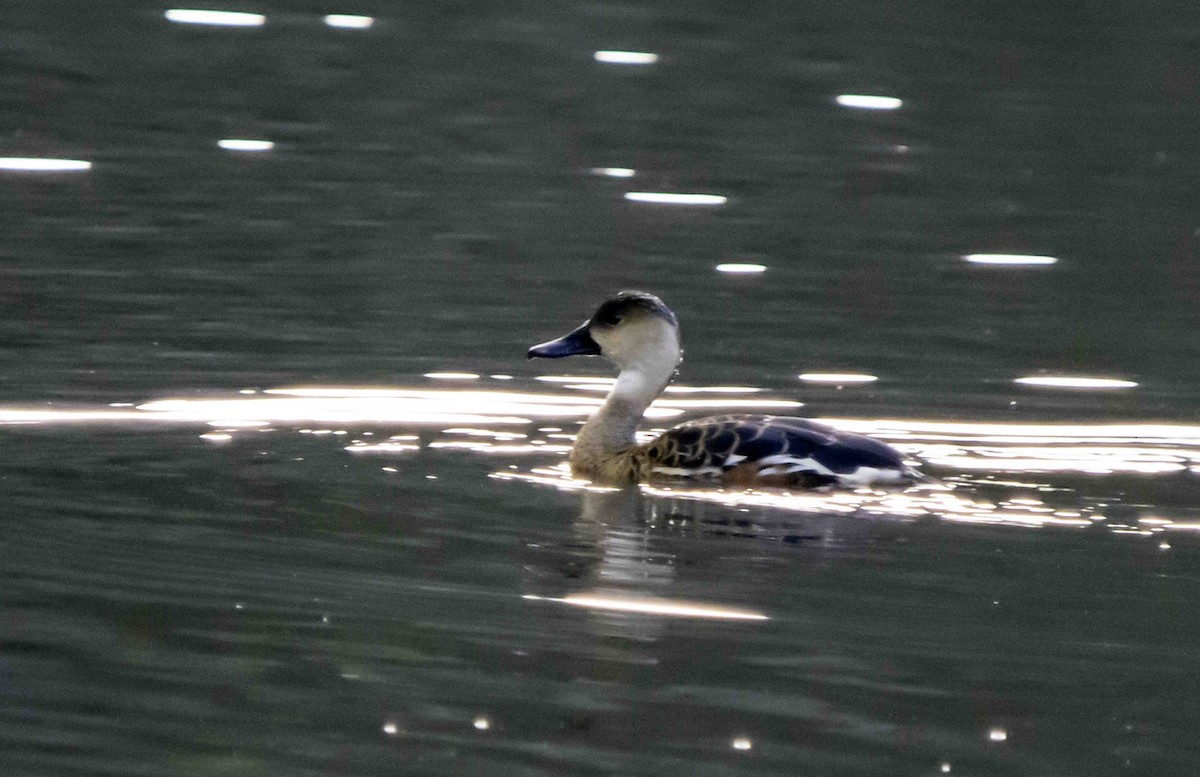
xmin=641 ymin=415 xmax=760 ymax=476
xmin=642 ymin=415 xmax=907 ymax=485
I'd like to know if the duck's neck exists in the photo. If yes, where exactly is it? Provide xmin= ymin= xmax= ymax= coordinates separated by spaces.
xmin=572 ymin=364 xmax=674 ymax=465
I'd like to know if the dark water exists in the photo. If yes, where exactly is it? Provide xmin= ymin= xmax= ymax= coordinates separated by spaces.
xmin=3 ymin=3 xmax=1200 ymax=775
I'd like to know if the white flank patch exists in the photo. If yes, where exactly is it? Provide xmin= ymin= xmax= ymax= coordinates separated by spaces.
xmin=836 ymin=466 xmax=906 ymax=486
xmin=755 ymin=454 xmax=821 ymax=469
xmin=757 ymin=456 xmax=832 ymax=477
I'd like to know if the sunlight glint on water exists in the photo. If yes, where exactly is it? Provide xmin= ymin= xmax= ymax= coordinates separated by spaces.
xmin=1 ymin=386 xmax=1198 ymax=486
xmin=835 ymin=94 xmax=903 ymax=110
xmin=593 ymin=50 xmax=659 ymax=65
xmin=217 ymin=138 xmax=274 ymax=152
xmin=591 ymin=167 xmax=636 ymax=178
xmin=164 ymin=9 xmax=265 ymax=26
xmin=964 ymin=254 xmax=1059 ymax=266
xmin=0 ymin=157 xmax=92 ymax=172
xmin=323 ymin=14 xmax=374 ymax=29
xmin=799 ymin=373 xmax=879 ymax=384
xmin=1014 ymin=376 xmax=1139 ymax=389
xmin=6 ymin=4 xmax=1200 ymax=774
xmin=624 ymin=192 xmax=728 ymax=205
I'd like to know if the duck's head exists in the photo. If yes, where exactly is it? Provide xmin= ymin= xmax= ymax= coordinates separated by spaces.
xmin=527 ymin=291 xmax=682 ymax=374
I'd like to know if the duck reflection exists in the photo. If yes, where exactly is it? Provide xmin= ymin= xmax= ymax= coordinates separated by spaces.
xmin=522 ymin=488 xmax=780 ymax=644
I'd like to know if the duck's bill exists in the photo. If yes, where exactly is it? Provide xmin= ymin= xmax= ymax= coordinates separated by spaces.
xmin=527 ymin=322 xmax=601 ymax=359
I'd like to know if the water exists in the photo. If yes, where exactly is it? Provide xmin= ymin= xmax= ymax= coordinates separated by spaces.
xmin=3 ymin=3 xmax=1200 ymax=775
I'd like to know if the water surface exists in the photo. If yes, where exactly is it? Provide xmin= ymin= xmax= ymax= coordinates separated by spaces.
xmin=2 ymin=3 xmax=1200 ymax=775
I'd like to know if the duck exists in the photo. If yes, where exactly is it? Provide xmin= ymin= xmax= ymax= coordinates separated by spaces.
xmin=527 ymin=291 xmax=921 ymax=487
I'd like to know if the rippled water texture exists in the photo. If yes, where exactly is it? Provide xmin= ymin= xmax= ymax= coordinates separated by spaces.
xmin=3 ymin=3 xmax=1200 ymax=776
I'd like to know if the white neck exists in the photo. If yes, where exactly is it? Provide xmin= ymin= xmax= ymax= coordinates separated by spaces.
xmin=571 ymin=348 xmax=678 ymax=463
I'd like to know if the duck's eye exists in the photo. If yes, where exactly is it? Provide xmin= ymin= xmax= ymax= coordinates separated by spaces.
xmin=597 ymin=312 xmax=623 ymax=326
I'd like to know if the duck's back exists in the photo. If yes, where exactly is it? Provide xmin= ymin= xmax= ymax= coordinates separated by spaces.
xmin=640 ymin=414 xmax=911 ymax=487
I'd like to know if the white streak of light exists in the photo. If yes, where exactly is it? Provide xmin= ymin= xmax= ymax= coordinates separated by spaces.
xmin=799 ymin=373 xmax=879 ymax=384
xmin=594 ymin=50 xmax=658 ymax=65
xmin=323 ymin=14 xmax=374 ymax=28
xmin=218 ymin=138 xmax=274 ymax=152
xmin=716 ymin=263 xmax=767 ymax=274
xmin=662 ymin=398 xmax=801 ymax=410
xmin=535 ymin=376 xmax=614 ymax=385
xmin=591 ymin=167 xmax=635 ymax=178
xmin=1014 ymin=376 xmax=1137 ymax=389
xmin=524 ymin=593 xmax=768 ymax=620
xmin=424 ymin=372 xmax=480 ymax=380
xmin=965 ymin=254 xmax=1058 ymax=266
xmin=624 ymin=192 xmax=727 ymax=206
xmin=836 ymin=94 xmax=903 ymax=110
xmin=663 ymin=386 xmax=760 ymax=394
xmin=165 ymin=9 xmax=265 ymax=26
xmin=0 ymin=157 xmax=91 ymax=172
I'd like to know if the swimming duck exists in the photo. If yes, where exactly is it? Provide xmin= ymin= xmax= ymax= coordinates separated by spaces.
xmin=527 ymin=291 xmax=919 ymax=487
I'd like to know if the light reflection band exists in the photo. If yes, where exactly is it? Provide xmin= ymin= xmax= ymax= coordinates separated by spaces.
xmin=524 ymin=594 xmax=768 ymax=621
xmin=965 ymin=254 xmax=1058 ymax=266
xmin=594 ymin=50 xmax=659 ymax=65
xmin=836 ymin=94 xmax=903 ymax=110
xmin=218 ymin=139 xmax=274 ymax=152
xmin=591 ymin=167 xmax=636 ymax=178
xmin=1014 ymin=376 xmax=1137 ymax=389
xmin=0 ymin=157 xmax=91 ymax=172
xmin=164 ymin=9 xmax=266 ymax=26
xmin=323 ymin=14 xmax=374 ymax=28
xmin=624 ymin=192 xmax=727 ymax=206
xmin=799 ymin=373 xmax=878 ymax=383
